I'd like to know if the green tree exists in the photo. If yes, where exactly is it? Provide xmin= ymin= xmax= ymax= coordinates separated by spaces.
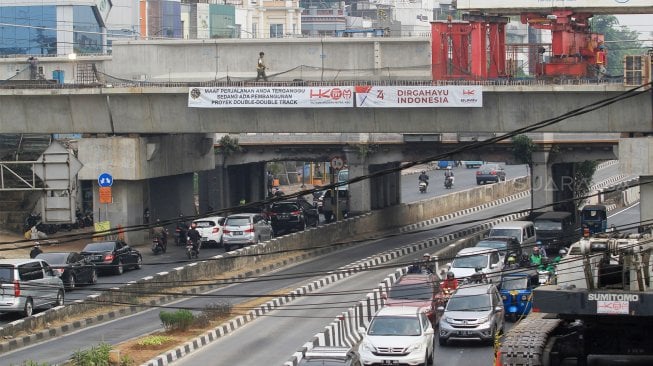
xmin=511 ymin=135 xmax=536 ymax=166
xmin=590 ymin=15 xmax=644 ymax=77
xmin=572 ymin=160 xmax=598 ymax=209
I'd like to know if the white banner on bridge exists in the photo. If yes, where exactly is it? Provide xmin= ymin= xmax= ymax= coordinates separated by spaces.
xmin=355 ymin=85 xmax=483 ymax=108
xmin=187 ymin=87 xmax=354 ymax=108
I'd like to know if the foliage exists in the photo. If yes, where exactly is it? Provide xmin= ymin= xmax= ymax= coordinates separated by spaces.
xmin=137 ymin=335 xmax=174 ymax=347
xmin=160 ymin=309 xmax=195 ymax=331
xmin=193 ymin=301 xmax=233 ymax=327
xmin=354 ymin=143 xmax=379 ymax=158
xmin=71 ymin=343 xmax=112 ymax=366
xmin=12 ymin=362 xmax=50 ymax=366
xmin=511 ymin=135 xmax=536 ymax=166
xmin=216 ymin=135 xmax=242 ymax=156
xmin=590 ymin=16 xmax=645 ymax=77
xmin=572 ymin=160 xmax=599 ymax=209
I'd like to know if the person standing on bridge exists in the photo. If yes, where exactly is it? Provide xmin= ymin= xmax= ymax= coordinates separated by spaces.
xmin=256 ymin=51 xmax=268 ymax=82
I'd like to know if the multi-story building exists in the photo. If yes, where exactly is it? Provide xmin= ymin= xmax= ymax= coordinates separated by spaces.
xmin=0 ymin=0 xmax=111 ymax=56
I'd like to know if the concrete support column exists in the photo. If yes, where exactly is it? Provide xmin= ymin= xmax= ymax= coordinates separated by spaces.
xmin=91 ymin=180 xmax=147 ymax=245
xmin=640 ymin=175 xmax=653 ymax=227
xmin=370 ymin=163 xmax=401 ymax=209
xmin=344 ymin=148 xmax=370 ymax=214
xmin=531 ymin=150 xmax=552 ymax=212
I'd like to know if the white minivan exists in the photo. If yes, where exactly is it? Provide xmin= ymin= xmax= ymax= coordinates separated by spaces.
xmin=448 ymin=247 xmax=503 ymax=283
xmin=488 ymin=221 xmax=537 ymax=253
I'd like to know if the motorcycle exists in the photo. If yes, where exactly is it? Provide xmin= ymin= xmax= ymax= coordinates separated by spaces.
xmin=186 ymin=241 xmax=200 ymax=259
xmin=418 ymin=181 xmax=427 ymax=193
xmin=444 ymin=176 xmax=453 ymax=189
xmin=175 ymin=225 xmax=188 ymax=246
xmin=152 ymin=237 xmax=166 ymax=255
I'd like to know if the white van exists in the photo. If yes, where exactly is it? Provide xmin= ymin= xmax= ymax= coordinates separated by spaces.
xmin=488 ymin=221 xmax=537 ymax=253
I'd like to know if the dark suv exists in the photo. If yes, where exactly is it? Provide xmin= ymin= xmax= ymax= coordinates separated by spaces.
xmin=476 ymin=163 xmax=506 ymax=185
xmin=268 ymin=199 xmax=319 ymax=235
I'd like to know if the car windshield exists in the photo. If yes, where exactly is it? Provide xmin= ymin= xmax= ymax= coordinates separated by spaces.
xmin=489 ymin=228 xmax=520 ymax=239
xmin=272 ymin=203 xmax=300 ymax=213
xmin=226 ymin=217 xmax=250 ymax=226
xmin=82 ymin=242 xmax=115 ymax=252
xmin=194 ymin=221 xmax=215 ymax=228
xmin=479 ymin=165 xmax=498 ymax=173
xmin=388 ymin=283 xmax=432 ymax=301
xmin=452 ymin=254 xmax=488 ymax=269
xmin=476 ymin=241 xmax=507 ymax=252
xmin=368 ymin=316 xmax=421 ymax=336
xmin=447 ymin=294 xmax=491 ymax=311
xmin=501 ymin=277 xmax=529 ymax=290
xmin=36 ymin=253 xmax=69 ymax=264
xmin=534 ymin=220 xmax=562 ymax=230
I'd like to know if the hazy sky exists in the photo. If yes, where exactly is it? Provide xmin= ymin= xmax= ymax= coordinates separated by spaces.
xmin=615 ymin=14 xmax=653 ymax=45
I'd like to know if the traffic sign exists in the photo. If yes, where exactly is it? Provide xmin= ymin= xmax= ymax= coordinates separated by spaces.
xmin=330 ymin=156 xmax=345 ymax=170
xmin=99 ymin=187 xmax=112 ymax=204
xmin=98 ymin=172 xmax=113 ymax=187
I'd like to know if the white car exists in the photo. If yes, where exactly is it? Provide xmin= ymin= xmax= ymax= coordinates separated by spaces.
xmin=192 ymin=216 xmax=225 ymax=247
xmin=358 ymin=306 xmax=434 ymax=366
xmin=448 ymin=247 xmax=504 ymax=284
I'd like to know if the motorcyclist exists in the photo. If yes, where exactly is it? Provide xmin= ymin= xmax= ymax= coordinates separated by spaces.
xmin=176 ymin=213 xmax=188 ymax=246
xmin=441 ymin=272 xmax=459 ymax=292
xmin=444 ymin=166 xmax=455 ymax=186
xmin=418 ymin=170 xmax=429 ymax=187
xmin=29 ymin=243 xmax=42 ymax=258
xmin=421 ymin=253 xmax=434 ymax=274
xmin=151 ymin=219 xmax=167 ymax=251
xmin=530 ymin=246 xmax=544 ymax=266
xmin=187 ymin=222 xmax=201 ymax=255
xmin=407 ymin=260 xmax=422 ymax=274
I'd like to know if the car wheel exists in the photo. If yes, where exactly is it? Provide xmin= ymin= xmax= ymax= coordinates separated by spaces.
xmin=67 ymin=274 xmax=76 ymax=290
xmin=23 ymin=298 xmax=34 ymax=317
xmin=487 ymin=326 xmax=497 ymax=346
xmin=134 ymin=255 xmax=142 ymax=270
xmin=55 ymin=289 xmax=64 ymax=307
xmin=224 ymin=244 xmax=231 ymax=252
xmin=476 ymin=180 xmax=482 ymax=185
xmin=90 ymin=269 xmax=98 ymax=285
xmin=438 ymin=335 xmax=447 ymax=347
xmin=114 ymin=259 xmax=124 ymax=275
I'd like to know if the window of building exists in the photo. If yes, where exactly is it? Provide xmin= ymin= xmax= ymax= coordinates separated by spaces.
xmin=0 ymin=6 xmax=57 ymax=56
xmin=270 ymin=24 xmax=283 ymax=38
xmin=73 ymin=6 xmax=102 ymax=54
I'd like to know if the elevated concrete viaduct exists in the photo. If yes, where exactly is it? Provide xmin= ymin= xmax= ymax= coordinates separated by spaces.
xmin=0 ymin=37 xmax=648 ymax=238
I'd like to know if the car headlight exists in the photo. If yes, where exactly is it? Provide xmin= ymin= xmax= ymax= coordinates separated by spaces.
xmin=521 ymin=294 xmax=528 ymax=301
xmin=446 ymin=317 xmax=455 ymax=324
xmin=407 ymin=342 xmax=424 ymax=352
xmin=361 ymin=340 xmax=375 ymax=352
xmin=501 ymin=294 xmax=507 ymax=300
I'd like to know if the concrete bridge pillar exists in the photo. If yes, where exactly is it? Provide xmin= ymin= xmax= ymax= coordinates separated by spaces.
xmin=369 ymin=163 xmax=401 ymax=209
xmin=198 ymin=161 xmax=266 ymax=213
xmin=344 ymin=148 xmax=371 ymax=215
xmin=531 ymin=150 xmax=552 ymax=212
xmin=620 ymin=137 xmax=653 ymax=229
xmin=78 ymin=134 xmax=214 ymax=244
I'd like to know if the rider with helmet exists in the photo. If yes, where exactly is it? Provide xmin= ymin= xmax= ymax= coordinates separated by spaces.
xmin=444 ymin=166 xmax=455 ymax=186
xmin=418 ymin=170 xmax=429 ymax=187
xmin=442 ymin=271 xmax=459 ymax=292
xmin=530 ymin=246 xmax=544 ymax=266
xmin=187 ymin=222 xmax=201 ymax=255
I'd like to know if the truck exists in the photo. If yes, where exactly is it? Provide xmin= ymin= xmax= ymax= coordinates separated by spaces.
xmin=500 ymin=231 xmax=653 ymax=365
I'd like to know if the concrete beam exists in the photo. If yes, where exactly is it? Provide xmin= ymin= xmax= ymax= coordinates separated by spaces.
xmin=0 ymin=86 xmax=649 ymax=134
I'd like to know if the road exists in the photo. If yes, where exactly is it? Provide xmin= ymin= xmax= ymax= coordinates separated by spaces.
xmin=0 ymin=162 xmax=625 ymax=365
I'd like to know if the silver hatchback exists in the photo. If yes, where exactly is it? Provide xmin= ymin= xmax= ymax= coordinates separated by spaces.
xmin=223 ymin=213 xmax=273 ymax=252
xmin=0 ymin=259 xmax=65 ymax=317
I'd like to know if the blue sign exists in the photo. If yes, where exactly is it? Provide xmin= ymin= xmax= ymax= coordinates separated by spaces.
xmin=98 ymin=172 xmax=113 ymax=187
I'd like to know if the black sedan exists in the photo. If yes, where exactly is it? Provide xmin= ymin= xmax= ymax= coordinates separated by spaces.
xmin=36 ymin=252 xmax=98 ymax=290
xmin=268 ymin=198 xmax=319 ymax=235
xmin=80 ymin=241 xmax=142 ymax=275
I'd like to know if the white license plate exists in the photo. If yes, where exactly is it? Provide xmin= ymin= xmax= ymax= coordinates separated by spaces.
xmin=458 ymin=331 xmax=471 ymax=336
xmin=201 ymin=237 xmax=208 ymax=241
xmin=234 ymin=231 xmax=243 ymax=235
xmin=382 ymin=361 xmax=399 ymax=365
